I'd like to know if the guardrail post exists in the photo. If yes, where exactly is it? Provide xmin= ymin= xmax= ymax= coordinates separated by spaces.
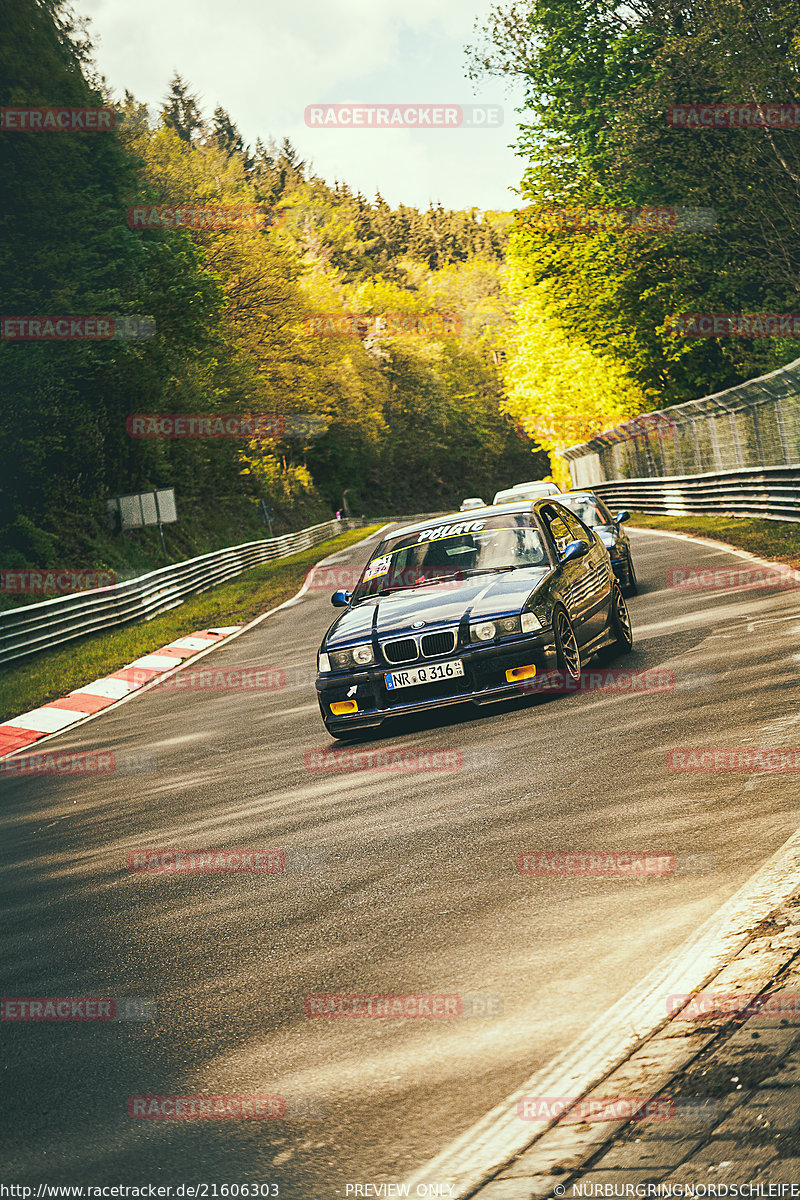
xmin=708 ymin=418 xmax=723 ymax=470
xmin=752 ymin=404 xmax=765 ymax=466
xmin=775 ymin=399 xmax=791 ymax=464
xmin=727 ymin=412 xmax=744 ymax=468
xmin=689 ymin=418 xmax=702 ymax=472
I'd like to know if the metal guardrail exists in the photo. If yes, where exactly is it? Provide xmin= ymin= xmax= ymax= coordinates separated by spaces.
xmin=587 ymin=464 xmax=800 ymax=522
xmin=0 ymin=518 xmax=359 ymax=667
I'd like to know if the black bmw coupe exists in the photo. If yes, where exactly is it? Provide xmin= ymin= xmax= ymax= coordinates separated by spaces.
xmin=315 ymin=499 xmax=633 ymax=738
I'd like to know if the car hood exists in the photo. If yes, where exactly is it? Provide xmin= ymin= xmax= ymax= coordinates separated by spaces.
xmin=325 ymin=567 xmax=551 ymax=646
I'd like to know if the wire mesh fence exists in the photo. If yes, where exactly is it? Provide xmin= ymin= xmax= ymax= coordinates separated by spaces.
xmin=562 ymin=357 xmax=800 ymax=489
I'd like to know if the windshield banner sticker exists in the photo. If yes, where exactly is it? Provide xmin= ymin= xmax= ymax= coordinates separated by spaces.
xmin=414 ymin=520 xmax=486 ymax=544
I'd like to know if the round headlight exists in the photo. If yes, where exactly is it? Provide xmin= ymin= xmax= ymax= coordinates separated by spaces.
xmin=473 ymin=620 xmax=496 ymax=641
xmin=497 ymin=616 xmax=520 ymax=634
xmin=330 ymin=650 xmax=352 ymax=669
xmin=352 ymin=645 xmax=375 ymax=666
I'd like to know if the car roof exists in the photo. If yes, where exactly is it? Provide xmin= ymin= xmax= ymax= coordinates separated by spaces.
xmin=386 ymin=498 xmax=570 ymax=539
xmin=494 ymin=483 xmax=559 ymax=498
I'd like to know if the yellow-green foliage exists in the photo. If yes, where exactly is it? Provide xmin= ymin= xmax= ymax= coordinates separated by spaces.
xmin=499 ymin=247 xmax=647 ymax=483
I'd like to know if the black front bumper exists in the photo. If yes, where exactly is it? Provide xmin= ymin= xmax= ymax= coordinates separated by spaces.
xmin=609 ymin=554 xmax=628 ymax=583
xmin=316 ymin=634 xmax=557 ymax=731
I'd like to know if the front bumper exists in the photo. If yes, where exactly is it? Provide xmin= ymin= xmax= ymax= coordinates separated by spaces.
xmin=609 ymin=553 xmax=629 ymax=583
xmin=316 ymin=633 xmax=557 ymax=731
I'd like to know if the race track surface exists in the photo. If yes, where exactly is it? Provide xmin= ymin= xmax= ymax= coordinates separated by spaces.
xmin=2 ymin=527 xmax=799 ymax=1197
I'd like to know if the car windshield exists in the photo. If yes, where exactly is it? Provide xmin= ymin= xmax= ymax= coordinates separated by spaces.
xmin=558 ymin=495 xmax=612 ymax=528
xmin=352 ymin=514 xmax=549 ymax=601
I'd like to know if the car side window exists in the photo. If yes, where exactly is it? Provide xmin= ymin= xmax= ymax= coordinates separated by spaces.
xmin=542 ymin=507 xmax=572 ymax=557
xmin=562 ymin=511 xmax=591 ymax=543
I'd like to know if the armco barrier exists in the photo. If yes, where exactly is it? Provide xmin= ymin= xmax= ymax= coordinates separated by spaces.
xmin=587 ymin=464 xmax=800 ymax=522
xmin=0 ymin=519 xmax=359 ymax=667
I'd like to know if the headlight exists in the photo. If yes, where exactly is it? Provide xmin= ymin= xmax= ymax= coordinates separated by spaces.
xmin=521 ymin=612 xmax=542 ymax=633
xmin=496 ymin=615 xmax=522 ymax=635
xmin=328 ymin=645 xmax=374 ymax=669
xmin=318 ymin=652 xmax=331 ymax=673
xmin=471 ymin=615 xmax=526 ymax=642
xmin=598 ymin=531 xmax=615 ymax=549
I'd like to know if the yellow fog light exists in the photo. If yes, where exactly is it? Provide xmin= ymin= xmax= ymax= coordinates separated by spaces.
xmin=506 ymin=665 xmax=537 ymax=682
xmin=330 ymin=699 xmax=359 ymax=716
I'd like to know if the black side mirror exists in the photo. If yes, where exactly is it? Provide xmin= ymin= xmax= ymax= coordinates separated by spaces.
xmin=561 ymin=539 xmax=589 ymax=564
xmin=331 ymin=589 xmax=352 ymax=608
xmin=614 ymin=510 xmax=630 ymax=525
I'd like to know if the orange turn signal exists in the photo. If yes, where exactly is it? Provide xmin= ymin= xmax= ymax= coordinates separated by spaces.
xmin=330 ymin=699 xmax=359 ymax=716
xmin=505 ymin=665 xmax=537 ymax=682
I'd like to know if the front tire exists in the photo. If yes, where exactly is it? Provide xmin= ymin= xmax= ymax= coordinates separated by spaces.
xmin=553 ymin=606 xmax=581 ymax=685
xmin=622 ymin=553 xmax=638 ymax=597
xmin=607 ymin=582 xmax=633 ymax=656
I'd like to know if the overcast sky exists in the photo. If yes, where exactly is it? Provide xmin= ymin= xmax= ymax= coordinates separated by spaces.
xmin=75 ymin=0 xmax=528 ymax=212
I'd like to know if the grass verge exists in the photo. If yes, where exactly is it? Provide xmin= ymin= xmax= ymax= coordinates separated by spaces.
xmin=0 ymin=525 xmax=382 ymax=725
xmin=629 ymin=512 xmax=800 ymax=569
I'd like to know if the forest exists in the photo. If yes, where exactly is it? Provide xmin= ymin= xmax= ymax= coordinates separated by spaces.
xmin=0 ymin=0 xmax=547 ymax=569
xmin=4 ymin=0 xmax=800 ymax=568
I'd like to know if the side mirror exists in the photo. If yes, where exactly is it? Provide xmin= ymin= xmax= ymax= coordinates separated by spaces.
xmin=614 ymin=510 xmax=630 ymax=525
xmin=331 ymin=589 xmax=352 ymax=608
xmin=561 ymin=539 xmax=589 ymax=564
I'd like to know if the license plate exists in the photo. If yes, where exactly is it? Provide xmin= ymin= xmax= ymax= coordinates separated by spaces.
xmin=385 ymin=659 xmax=465 ymax=690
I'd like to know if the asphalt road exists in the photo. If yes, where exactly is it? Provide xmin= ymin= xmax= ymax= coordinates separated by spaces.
xmin=1 ymin=525 xmax=799 ymax=1198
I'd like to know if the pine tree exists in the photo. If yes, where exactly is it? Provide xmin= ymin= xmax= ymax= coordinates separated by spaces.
xmin=161 ymin=73 xmax=204 ymax=144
